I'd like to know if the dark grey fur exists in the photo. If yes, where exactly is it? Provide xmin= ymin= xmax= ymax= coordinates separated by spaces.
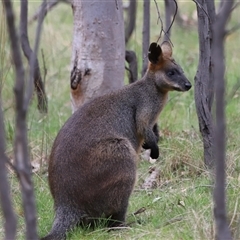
xmin=41 ymin=41 xmax=191 ymax=240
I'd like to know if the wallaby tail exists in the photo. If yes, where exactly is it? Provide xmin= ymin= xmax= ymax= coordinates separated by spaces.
xmin=41 ymin=206 xmax=83 ymax=240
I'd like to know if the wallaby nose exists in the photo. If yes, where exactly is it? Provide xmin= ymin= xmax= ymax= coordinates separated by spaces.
xmin=185 ymin=82 xmax=192 ymax=90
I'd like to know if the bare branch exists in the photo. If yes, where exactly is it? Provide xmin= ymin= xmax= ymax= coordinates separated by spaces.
xmin=226 ymin=23 xmax=240 ymax=36
xmin=153 ymin=0 xmax=173 ymax=45
xmin=192 ymin=0 xmax=210 ymax=21
xmin=231 ymin=2 xmax=240 ymax=12
xmin=28 ymin=0 xmax=71 ymax=24
xmin=165 ymin=0 xmax=178 ymax=38
xmin=41 ymin=49 xmax=47 ymax=85
xmin=6 ymin=158 xmax=18 ymax=173
xmin=153 ymin=0 xmax=165 ymax=43
xmin=20 ymin=0 xmax=48 ymax=113
xmin=24 ymin=0 xmax=46 ymax=111
xmin=226 ymin=78 xmax=240 ymax=103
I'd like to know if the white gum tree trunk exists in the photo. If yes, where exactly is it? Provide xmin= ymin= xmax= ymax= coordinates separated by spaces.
xmin=70 ymin=0 xmax=125 ymax=112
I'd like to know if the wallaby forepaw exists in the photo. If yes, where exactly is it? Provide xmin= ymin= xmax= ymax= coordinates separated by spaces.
xmin=150 ymin=148 xmax=159 ymax=159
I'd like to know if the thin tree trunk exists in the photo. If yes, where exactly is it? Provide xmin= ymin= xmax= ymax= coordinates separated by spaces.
xmin=125 ymin=0 xmax=137 ymax=44
xmin=213 ymin=1 xmax=233 ymax=238
xmin=70 ymin=0 xmax=125 ymax=112
xmin=205 ymin=0 xmax=216 ymax=109
xmin=194 ymin=0 xmax=215 ymax=169
xmin=2 ymin=0 xmax=38 ymax=238
xmin=164 ymin=0 xmax=174 ymax=41
xmin=141 ymin=0 xmax=150 ymax=77
xmin=0 ymin=100 xmax=17 ymax=240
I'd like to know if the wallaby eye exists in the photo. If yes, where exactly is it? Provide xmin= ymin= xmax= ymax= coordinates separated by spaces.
xmin=167 ymin=70 xmax=175 ymax=76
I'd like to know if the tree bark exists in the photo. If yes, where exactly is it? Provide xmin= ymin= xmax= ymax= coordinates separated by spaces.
xmin=194 ymin=0 xmax=215 ymax=169
xmin=70 ymin=0 xmax=125 ymax=112
xmin=141 ymin=0 xmax=150 ymax=77
xmin=213 ymin=1 xmax=233 ymax=239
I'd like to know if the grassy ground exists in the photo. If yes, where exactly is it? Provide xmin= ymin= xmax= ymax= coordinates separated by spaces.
xmin=1 ymin=1 xmax=240 ymax=239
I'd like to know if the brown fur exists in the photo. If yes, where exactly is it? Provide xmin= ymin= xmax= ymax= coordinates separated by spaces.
xmin=41 ymin=41 xmax=191 ymax=240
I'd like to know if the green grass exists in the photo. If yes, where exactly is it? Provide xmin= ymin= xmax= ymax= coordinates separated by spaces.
xmin=1 ymin=1 xmax=240 ymax=239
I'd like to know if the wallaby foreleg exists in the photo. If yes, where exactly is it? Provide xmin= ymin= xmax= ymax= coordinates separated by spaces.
xmin=142 ymin=124 xmax=159 ymax=151
xmin=142 ymin=127 xmax=159 ymax=159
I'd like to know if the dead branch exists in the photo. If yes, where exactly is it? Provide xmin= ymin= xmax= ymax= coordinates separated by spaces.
xmin=20 ymin=0 xmax=48 ymax=113
xmin=133 ymin=207 xmax=146 ymax=215
xmin=2 ymin=0 xmax=39 ymax=238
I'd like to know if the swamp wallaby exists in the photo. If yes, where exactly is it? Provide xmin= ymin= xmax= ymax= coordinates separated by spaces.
xmin=41 ymin=41 xmax=191 ymax=240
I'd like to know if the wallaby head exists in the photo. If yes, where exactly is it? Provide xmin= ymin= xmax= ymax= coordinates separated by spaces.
xmin=147 ymin=41 xmax=191 ymax=92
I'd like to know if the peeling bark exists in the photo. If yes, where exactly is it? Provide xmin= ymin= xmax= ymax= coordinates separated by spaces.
xmin=70 ymin=0 xmax=125 ymax=112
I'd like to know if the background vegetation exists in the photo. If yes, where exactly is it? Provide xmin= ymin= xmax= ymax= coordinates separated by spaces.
xmin=0 ymin=1 xmax=240 ymax=239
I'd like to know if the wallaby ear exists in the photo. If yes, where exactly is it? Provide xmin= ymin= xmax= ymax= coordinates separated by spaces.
xmin=148 ymin=42 xmax=162 ymax=64
xmin=161 ymin=41 xmax=172 ymax=58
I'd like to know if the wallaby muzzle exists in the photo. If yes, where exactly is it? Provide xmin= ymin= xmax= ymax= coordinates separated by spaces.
xmin=184 ymin=82 xmax=192 ymax=91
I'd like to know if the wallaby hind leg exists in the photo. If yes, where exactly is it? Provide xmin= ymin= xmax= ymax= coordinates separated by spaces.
xmin=41 ymin=206 xmax=83 ymax=240
xmin=108 ymin=207 xmax=128 ymax=228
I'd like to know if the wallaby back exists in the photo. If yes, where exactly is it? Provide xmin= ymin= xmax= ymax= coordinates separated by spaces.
xmin=41 ymin=41 xmax=191 ymax=240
